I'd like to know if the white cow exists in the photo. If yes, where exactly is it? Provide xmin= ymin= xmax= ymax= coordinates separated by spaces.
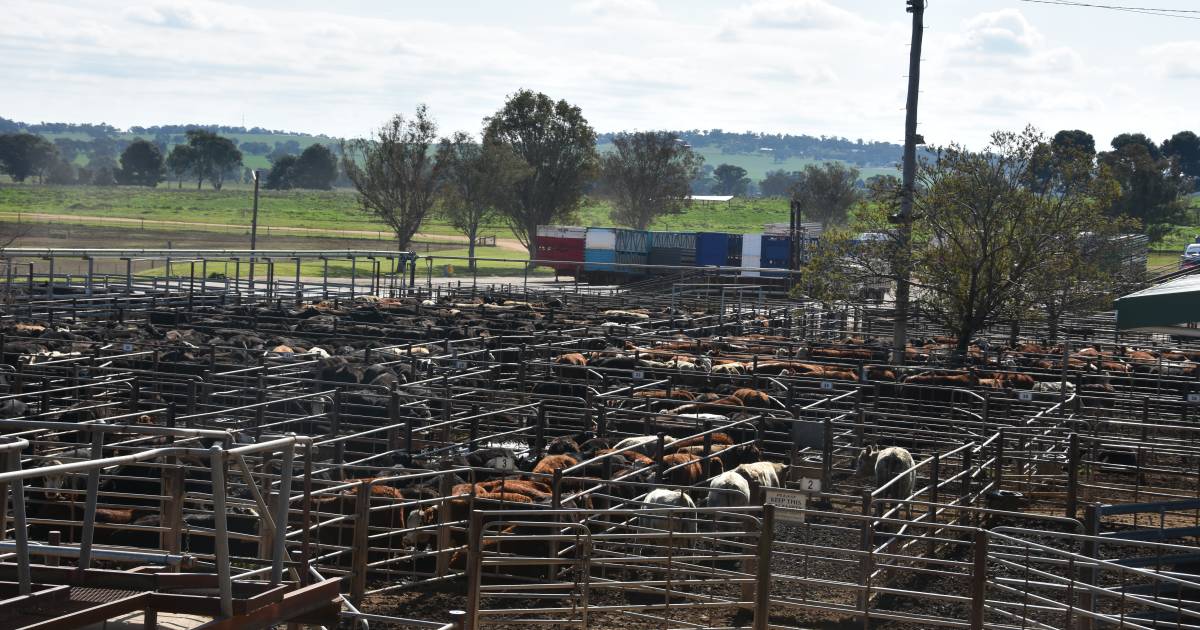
xmin=733 ymin=461 xmax=785 ymax=499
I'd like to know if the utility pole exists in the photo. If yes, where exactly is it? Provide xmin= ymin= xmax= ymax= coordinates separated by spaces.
xmin=250 ymin=169 xmax=261 ymax=250
xmin=891 ymin=0 xmax=925 ymax=365
xmin=250 ymin=169 xmax=261 ymax=292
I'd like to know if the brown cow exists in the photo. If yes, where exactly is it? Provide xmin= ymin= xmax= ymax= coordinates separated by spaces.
xmin=1099 ymin=361 xmax=1131 ymax=374
xmin=903 ymin=371 xmax=979 ymax=387
xmin=661 ymin=452 xmax=724 ymax=486
xmin=811 ymin=347 xmax=874 ymax=361
xmin=556 ymin=353 xmax=588 ymax=366
xmin=673 ymin=443 xmax=762 ymax=469
xmin=667 ymin=397 xmax=744 ymax=416
xmin=731 ymin=388 xmax=771 ymax=408
xmin=595 ymin=448 xmax=656 ymax=468
xmin=866 ymin=366 xmax=897 ymax=381
xmin=821 ymin=368 xmax=859 ymax=382
xmin=532 ymin=454 xmax=579 ymax=476
xmin=668 ymin=432 xmax=735 ymax=451
xmin=453 ymin=479 xmax=553 ymax=503
xmin=555 ymin=353 xmax=589 ymax=378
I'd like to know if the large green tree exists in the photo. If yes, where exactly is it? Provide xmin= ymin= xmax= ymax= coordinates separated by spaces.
xmin=910 ymin=128 xmax=1121 ymax=356
xmin=1099 ymin=142 xmax=1191 ymax=240
xmin=1162 ymin=130 xmax=1200 ymax=182
xmin=0 ymin=133 xmax=58 ymax=183
xmin=791 ymin=162 xmax=860 ymax=229
xmin=710 ymin=164 xmax=749 ymax=196
xmin=342 ymin=105 xmax=443 ymax=251
xmin=1111 ymin=132 xmax=1161 ymax=160
xmin=483 ymin=89 xmax=598 ymax=257
xmin=599 ymin=131 xmax=701 ymax=230
xmin=264 ymin=154 xmax=299 ymax=190
xmin=1052 ymin=129 xmax=1096 ymax=157
xmin=760 ymin=169 xmax=801 ymax=197
xmin=185 ymin=130 xmax=242 ymax=190
xmin=118 ymin=138 xmax=165 ymax=187
xmin=814 ymin=128 xmax=1122 ymax=360
xmin=293 ymin=144 xmax=338 ymax=190
xmin=165 ymin=145 xmax=196 ymax=189
xmin=437 ymin=132 xmax=530 ymax=269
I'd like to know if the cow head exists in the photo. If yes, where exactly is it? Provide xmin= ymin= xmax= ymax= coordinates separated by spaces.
xmin=855 ymin=446 xmax=879 ymax=479
xmin=39 ymin=459 xmax=69 ymax=501
xmin=402 ymin=506 xmax=435 ymax=548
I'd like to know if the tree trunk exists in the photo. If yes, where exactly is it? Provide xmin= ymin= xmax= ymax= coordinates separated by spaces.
xmin=954 ymin=321 xmax=974 ymax=366
xmin=196 ymin=174 xmax=203 ymax=190
xmin=467 ymin=225 xmax=477 ymax=272
xmin=1009 ymin=320 xmax=1020 ymax=348
xmin=1047 ymin=309 xmax=1060 ymax=345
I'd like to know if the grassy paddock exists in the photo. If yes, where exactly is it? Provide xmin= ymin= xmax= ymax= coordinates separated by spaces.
xmin=0 ymin=184 xmax=1185 ymax=274
xmin=0 ymin=184 xmax=803 ymax=240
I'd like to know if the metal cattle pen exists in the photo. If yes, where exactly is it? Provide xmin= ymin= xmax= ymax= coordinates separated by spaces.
xmin=0 ymin=248 xmax=1194 ymax=629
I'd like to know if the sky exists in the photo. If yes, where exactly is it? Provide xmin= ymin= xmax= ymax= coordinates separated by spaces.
xmin=2 ymin=0 xmax=1199 ymax=148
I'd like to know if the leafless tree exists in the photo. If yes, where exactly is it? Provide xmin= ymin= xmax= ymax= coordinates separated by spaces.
xmin=342 ymin=105 xmax=443 ymax=251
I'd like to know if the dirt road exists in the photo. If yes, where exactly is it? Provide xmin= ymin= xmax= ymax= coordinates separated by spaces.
xmin=5 ymin=212 xmax=530 ymax=253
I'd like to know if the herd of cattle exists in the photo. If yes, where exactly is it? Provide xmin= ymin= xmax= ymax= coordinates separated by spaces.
xmin=0 ymin=291 xmax=1184 ymax=577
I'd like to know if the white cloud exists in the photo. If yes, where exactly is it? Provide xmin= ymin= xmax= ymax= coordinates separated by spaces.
xmin=727 ymin=0 xmax=864 ymax=32
xmin=1 ymin=1 xmax=1194 ymax=149
xmin=573 ymin=0 xmax=660 ymax=19
xmin=945 ymin=9 xmax=1081 ymax=76
xmin=1142 ymin=41 xmax=1200 ymax=79
xmin=956 ymin=9 xmax=1041 ymax=56
xmin=124 ymin=4 xmax=215 ymax=30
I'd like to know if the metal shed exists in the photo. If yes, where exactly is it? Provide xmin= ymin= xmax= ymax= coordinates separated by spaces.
xmin=1115 ymin=273 xmax=1200 ymax=336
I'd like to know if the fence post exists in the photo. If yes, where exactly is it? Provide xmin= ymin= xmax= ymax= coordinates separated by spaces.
xmin=858 ymin=499 xmax=874 ymax=622
xmin=464 ymin=511 xmax=484 ymax=630
xmin=970 ymin=529 xmax=987 ymax=630
xmin=822 ymin=417 xmax=834 ymax=493
xmin=436 ymin=471 xmax=453 ymax=577
xmin=656 ymin=433 xmax=667 ymax=483
xmin=992 ymin=428 xmax=1005 ymax=494
xmin=161 ymin=466 xmax=185 ymax=558
xmin=1066 ymin=432 xmax=1080 ymax=520
xmin=753 ymin=504 xmax=775 ymax=630
xmin=927 ymin=454 xmax=940 ymax=555
xmin=702 ymin=420 xmax=713 ymax=481
xmin=388 ymin=387 xmax=401 ymax=451
xmin=78 ymin=428 xmax=105 ymax=570
xmin=961 ymin=447 xmax=974 ymax=507
xmin=534 ymin=402 xmax=547 ymax=457
xmin=1140 ymin=396 xmax=1149 ymax=442
xmin=350 ymin=480 xmax=370 ymax=606
xmin=1078 ymin=504 xmax=1100 ymax=630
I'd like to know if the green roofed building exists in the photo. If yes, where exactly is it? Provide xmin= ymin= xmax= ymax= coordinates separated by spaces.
xmin=1116 ymin=274 xmax=1200 ymax=337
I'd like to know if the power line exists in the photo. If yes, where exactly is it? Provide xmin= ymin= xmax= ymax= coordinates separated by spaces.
xmin=1017 ymin=0 xmax=1200 ymax=19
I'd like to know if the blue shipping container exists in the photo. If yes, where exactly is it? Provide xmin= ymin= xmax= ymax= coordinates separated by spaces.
xmin=614 ymin=229 xmax=651 ymax=254
xmin=614 ymin=251 xmax=648 ymax=274
xmin=695 ymin=233 xmax=729 ymax=266
xmin=584 ymin=248 xmax=616 ymax=272
xmin=762 ymin=235 xmax=791 ymax=260
xmin=726 ymin=234 xmax=743 ymax=267
xmin=651 ymin=231 xmax=697 ymax=251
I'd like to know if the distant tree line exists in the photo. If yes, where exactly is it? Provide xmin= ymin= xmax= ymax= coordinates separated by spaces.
xmin=752 ymin=128 xmax=1198 ymax=243
xmin=0 ymin=116 xmax=325 ymax=139
xmin=599 ymin=129 xmax=910 ymax=168
xmin=0 ymin=126 xmax=344 ymax=191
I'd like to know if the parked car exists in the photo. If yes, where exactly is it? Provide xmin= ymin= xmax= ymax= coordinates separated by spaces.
xmin=1180 ymin=243 xmax=1200 ymax=269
